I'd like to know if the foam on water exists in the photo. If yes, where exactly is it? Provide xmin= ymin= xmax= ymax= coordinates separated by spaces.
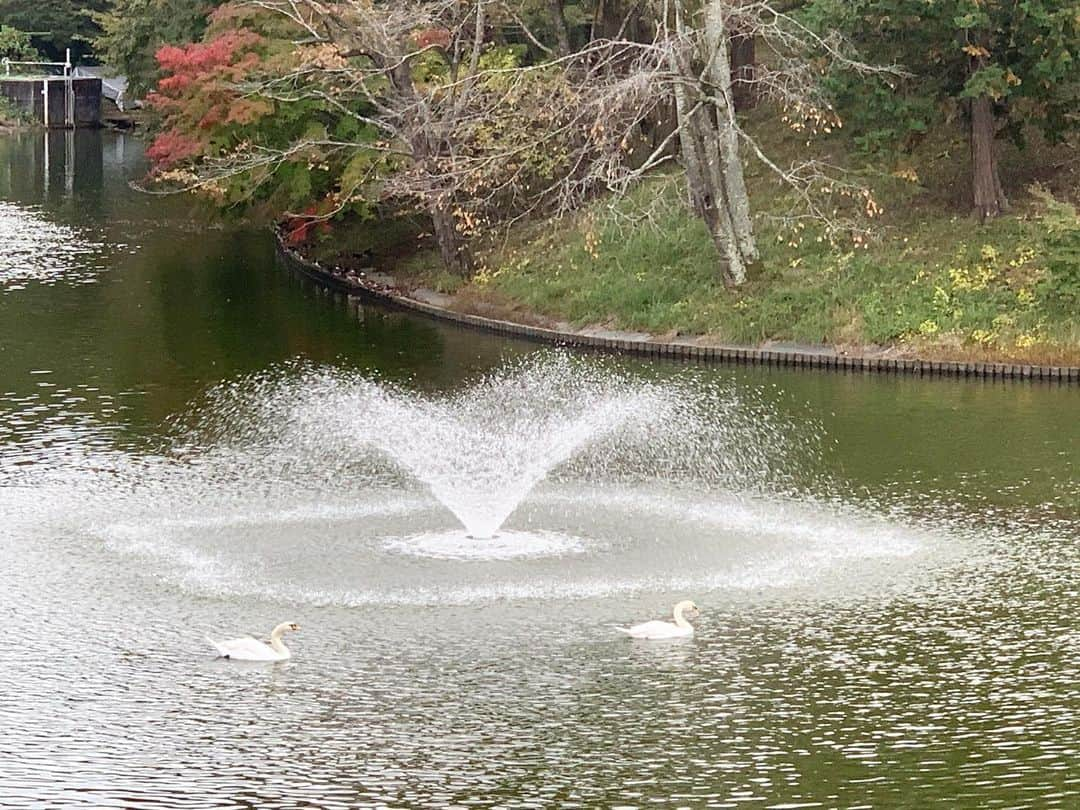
xmin=68 ymin=480 xmax=938 ymax=608
xmin=383 ymin=529 xmax=590 ymax=561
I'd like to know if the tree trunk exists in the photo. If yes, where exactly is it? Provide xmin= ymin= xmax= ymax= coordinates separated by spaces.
xmin=730 ymin=30 xmax=756 ymax=111
xmin=548 ymin=0 xmax=572 ymax=55
xmin=591 ymin=0 xmax=607 ymax=40
xmin=388 ymin=57 xmax=475 ymax=276
xmin=430 ymin=201 xmax=474 ymax=275
xmin=705 ymin=1 xmax=758 ymax=269
xmin=668 ymin=1 xmax=754 ymax=287
xmin=668 ymin=40 xmax=709 ymax=219
xmin=970 ymin=94 xmax=1008 ymax=221
xmin=592 ymin=0 xmax=642 ymax=41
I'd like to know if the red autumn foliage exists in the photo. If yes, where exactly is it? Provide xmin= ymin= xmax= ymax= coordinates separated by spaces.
xmin=145 ymin=130 xmax=204 ymax=168
xmin=154 ymin=29 xmax=263 ymax=78
xmin=414 ymin=27 xmax=451 ymax=50
xmin=284 ymin=204 xmax=333 ymax=245
xmin=146 ymin=28 xmax=267 ymax=171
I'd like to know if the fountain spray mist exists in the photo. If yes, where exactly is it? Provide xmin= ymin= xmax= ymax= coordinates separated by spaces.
xmin=330 ymin=372 xmax=674 ymax=539
xmin=175 ymin=354 xmax=812 ymax=541
xmin=1 ymin=352 xmax=956 ymax=607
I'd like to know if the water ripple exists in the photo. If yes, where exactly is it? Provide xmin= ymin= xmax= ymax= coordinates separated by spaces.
xmin=0 ymin=201 xmax=107 ymax=289
xmin=1 ymin=361 xmax=1076 ymax=807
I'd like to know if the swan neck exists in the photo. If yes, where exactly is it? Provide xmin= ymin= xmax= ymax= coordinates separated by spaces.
xmin=269 ymin=624 xmax=290 ymax=654
xmin=673 ymin=605 xmax=691 ymax=629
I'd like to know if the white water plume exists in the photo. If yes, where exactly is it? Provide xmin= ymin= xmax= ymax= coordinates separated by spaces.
xmin=321 ymin=368 xmax=673 ymax=538
xmin=177 ymin=355 xmax=806 ymax=540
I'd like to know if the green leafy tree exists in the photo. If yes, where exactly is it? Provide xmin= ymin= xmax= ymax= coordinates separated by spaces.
xmin=0 ymin=0 xmax=109 ymax=61
xmin=803 ymin=0 xmax=1080 ymax=219
xmin=0 ymin=24 xmax=42 ymax=61
xmin=92 ymin=0 xmax=211 ymax=97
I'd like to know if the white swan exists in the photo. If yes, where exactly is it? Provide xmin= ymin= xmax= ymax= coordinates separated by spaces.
xmin=208 ymin=621 xmax=301 ymax=661
xmin=616 ymin=600 xmax=699 ymax=639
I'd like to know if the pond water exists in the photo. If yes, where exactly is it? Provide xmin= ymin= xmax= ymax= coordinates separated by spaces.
xmin=1 ymin=130 xmax=1077 ymax=808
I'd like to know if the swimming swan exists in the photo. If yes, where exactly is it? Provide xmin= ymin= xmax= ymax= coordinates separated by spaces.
xmin=208 ymin=622 xmax=301 ymax=661
xmin=616 ymin=600 xmax=699 ymax=639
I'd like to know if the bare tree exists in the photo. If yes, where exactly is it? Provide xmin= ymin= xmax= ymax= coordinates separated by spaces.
xmin=225 ymin=0 xmax=497 ymax=273
xmin=675 ymin=0 xmax=758 ymax=284
xmin=522 ymin=0 xmax=901 ymax=285
xmin=159 ymin=0 xmax=901 ymax=286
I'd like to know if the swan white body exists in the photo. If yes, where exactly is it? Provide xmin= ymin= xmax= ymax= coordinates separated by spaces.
xmin=209 ymin=622 xmax=300 ymax=661
xmin=616 ymin=600 xmax=699 ymax=640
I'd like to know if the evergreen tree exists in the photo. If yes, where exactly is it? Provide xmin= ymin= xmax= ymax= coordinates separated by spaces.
xmin=804 ymin=0 xmax=1080 ymax=219
xmin=0 ymin=0 xmax=109 ymax=61
xmin=92 ymin=0 xmax=210 ymax=96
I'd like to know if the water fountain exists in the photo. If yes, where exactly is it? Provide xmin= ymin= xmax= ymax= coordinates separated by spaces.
xmin=3 ymin=354 xmax=927 ymax=605
xmin=275 ymin=357 xmax=685 ymax=541
xmin=171 ymin=355 xmax=800 ymax=542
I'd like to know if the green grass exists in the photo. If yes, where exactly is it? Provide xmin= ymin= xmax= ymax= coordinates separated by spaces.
xmin=322 ymin=114 xmax=1080 ymax=365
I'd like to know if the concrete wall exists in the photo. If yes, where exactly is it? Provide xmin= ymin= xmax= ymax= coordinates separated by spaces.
xmin=71 ymin=78 xmax=102 ymax=126
xmin=44 ymin=79 xmax=67 ymax=126
xmin=0 ymin=78 xmax=43 ymax=121
xmin=0 ymin=77 xmax=101 ymax=127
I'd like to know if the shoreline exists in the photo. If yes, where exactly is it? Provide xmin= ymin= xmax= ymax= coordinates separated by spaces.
xmin=277 ymin=235 xmax=1080 ymax=384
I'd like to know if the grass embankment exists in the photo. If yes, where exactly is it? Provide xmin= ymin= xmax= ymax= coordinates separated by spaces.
xmin=319 ymin=113 xmax=1080 ymax=365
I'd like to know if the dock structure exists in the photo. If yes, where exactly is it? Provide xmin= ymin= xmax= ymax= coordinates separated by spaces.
xmin=1 ymin=50 xmax=102 ymax=128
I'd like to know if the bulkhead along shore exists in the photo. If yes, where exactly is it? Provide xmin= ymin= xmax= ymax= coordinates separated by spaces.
xmin=279 ymin=235 xmax=1080 ymax=383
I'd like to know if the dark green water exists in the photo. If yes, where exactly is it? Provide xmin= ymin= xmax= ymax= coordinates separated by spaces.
xmin=1 ymin=130 xmax=1077 ymax=808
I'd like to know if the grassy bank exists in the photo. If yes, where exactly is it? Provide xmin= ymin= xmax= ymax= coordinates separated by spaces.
xmin=320 ymin=115 xmax=1080 ymax=365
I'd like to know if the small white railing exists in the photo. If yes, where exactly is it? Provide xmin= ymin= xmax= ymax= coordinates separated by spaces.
xmin=2 ymin=49 xmax=72 ymax=77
